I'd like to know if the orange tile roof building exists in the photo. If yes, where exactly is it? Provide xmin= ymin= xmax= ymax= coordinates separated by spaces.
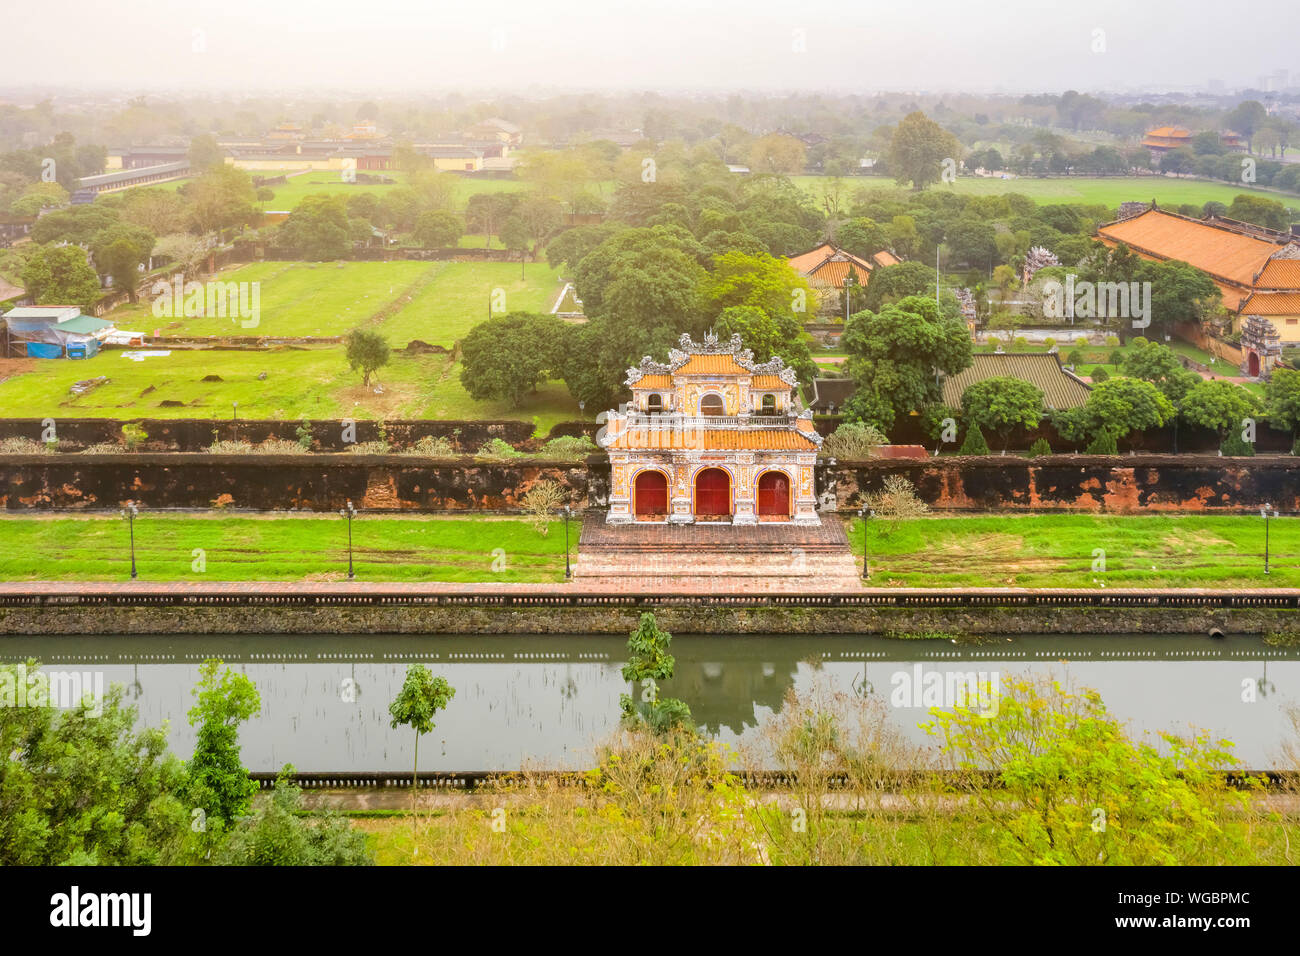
xmin=599 ymin=332 xmax=822 ymax=526
xmin=1140 ymin=126 xmax=1192 ymax=155
xmin=1096 ymin=205 xmax=1300 ymax=370
xmin=786 ymin=243 xmax=900 ymax=290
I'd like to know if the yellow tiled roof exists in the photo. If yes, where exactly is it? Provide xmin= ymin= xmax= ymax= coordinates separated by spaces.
xmin=633 ymin=374 xmax=673 ymax=389
xmin=751 ymin=374 xmax=793 ymax=389
xmin=941 ymin=353 xmax=1091 ymax=411
xmin=1255 ymin=258 xmax=1300 ymax=289
xmin=607 ymin=427 xmax=818 ymax=451
xmin=675 ymin=354 xmax=750 ymax=376
xmin=1240 ymin=292 xmax=1300 ymax=316
xmin=1097 ymin=208 xmax=1278 ymax=289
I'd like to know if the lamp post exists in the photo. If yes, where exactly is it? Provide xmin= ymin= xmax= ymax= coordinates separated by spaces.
xmin=860 ymin=505 xmax=873 ymax=580
xmin=843 ymin=274 xmax=854 ymax=323
xmin=340 ymin=499 xmax=358 ymax=580
xmin=563 ymin=504 xmax=573 ymax=579
xmin=1261 ymin=503 xmax=1279 ymax=574
xmin=120 ymin=501 xmax=139 ymax=580
xmin=232 ymin=400 xmax=238 ymax=421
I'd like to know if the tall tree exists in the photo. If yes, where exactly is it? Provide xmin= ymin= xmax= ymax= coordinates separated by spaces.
xmin=184 ymin=659 xmax=261 ymax=835
xmin=388 ymin=665 xmax=455 ymax=791
xmin=887 ymin=111 xmax=962 ymax=191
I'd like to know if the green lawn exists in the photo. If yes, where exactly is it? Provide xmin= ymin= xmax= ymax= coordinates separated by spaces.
xmin=380 ymin=262 xmax=563 ymax=347
xmin=795 ymin=175 xmax=1299 ymax=209
xmin=849 ymin=514 xmax=1300 ymax=589
xmin=0 ymin=348 xmax=581 ymax=430
xmin=0 ymin=514 xmax=574 ymax=583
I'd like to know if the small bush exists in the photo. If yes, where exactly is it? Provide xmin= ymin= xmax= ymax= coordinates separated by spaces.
xmin=1074 ymin=336 xmax=1089 ymax=348
xmin=0 ymin=437 xmax=55 ymax=455
xmin=1105 ymin=335 xmax=1120 ymax=347
xmin=1042 ymin=337 xmax=1056 ymax=350
xmin=255 ymin=438 xmax=307 ymax=455
xmin=861 ymin=475 xmax=930 ymax=536
xmin=540 ymin=435 xmax=597 ymax=458
xmin=520 ymin=479 xmax=569 ymax=535
xmin=1220 ymin=433 xmax=1256 ymax=457
xmin=1085 ymin=431 xmax=1118 ymax=454
xmin=295 ymin=418 xmax=313 ymax=450
xmin=1026 ymin=438 xmax=1052 ymax=457
xmin=403 ymin=435 xmax=457 ymax=457
xmin=346 ymin=441 xmax=391 ymax=455
xmin=1109 ymin=350 xmax=1124 ymax=366
xmin=1090 ymin=365 xmax=1110 ymax=382
xmin=207 ymin=440 xmax=254 ymax=454
xmin=1066 ymin=349 xmax=1084 ymax=366
xmin=121 ymin=423 xmax=148 ymax=450
xmin=821 ymin=421 xmax=888 ymax=459
xmin=959 ymin=424 xmax=990 ymax=455
xmin=1011 ymin=336 xmax=1029 ymax=352
xmin=477 ymin=438 xmax=521 ymax=459
xmin=1130 ymin=336 xmax=1148 ymax=348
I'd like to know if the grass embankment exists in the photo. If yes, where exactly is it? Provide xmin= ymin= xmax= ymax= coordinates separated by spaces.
xmin=0 ymin=514 xmax=574 ymax=583
xmin=849 ymin=514 xmax=1300 ymax=589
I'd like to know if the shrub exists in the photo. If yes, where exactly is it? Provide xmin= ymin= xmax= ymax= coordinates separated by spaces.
xmin=861 ymin=475 xmax=930 ymax=536
xmin=1293 ymin=437 xmax=1300 ymax=456
xmin=1011 ymin=336 xmax=1029 ymax=352
xmin=1074 ymin=336 xmax=1089 ymax=348
xmin=1085 ymin=431 xmax=1118 ymax=454
xmin=404 ymin=435 xmax=457 ymax=457
xmin=959 ymin=424 xmax=990 ymax=455
xmin=821 ymin=421 xmax=888 ymax=459
xmin=1090 ymin=365 xmax=1110 ymax=382
xmin=1130 ymin=336 xmax=1148 ymax=348
xmin=1026 ymin=438 xmax=1052 ymax=457
xmin=477 ymin=438 xmax=521 ymax=459
xmin=1042 ymin=337 xmax=1056 ymax=350
xmin=1105 ymin=335 xmax=1120 ymax=347
xmin=207 ymin=440 xmax=254 ymax=454
xmin=1066 ymin=349 xmax=1084 ymax=366
xmin=1109 ymin=350 xmax=1125 ymax=366
xmin=345 ymin=440 xmax=391 ymax=454
xmin=121 ymin=423 xmax=148 ymax=450
xmin=1220 ymin=433 xmax=1256 ymax=457
xmin=520 ymin=479 xmax=569 ymax=535
xmin=0 ymin=437 xmax=55 ymax=454
xmin=255 ymin=438 xmax=307 ymax=455
xmin=295 ymin=418 xmax=313 ymax=450
xmin=540 ymin=435 xmax=597 ymax=459
xmin=80 ymin=442 xmax=123 ymax=454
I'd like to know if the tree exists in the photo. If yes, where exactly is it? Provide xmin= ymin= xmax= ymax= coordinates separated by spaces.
xmin=388 ymin=665 xmax=455 ymax=790
xmin=841 ymin=295 xmax=973 ymax=433
xmin=835 ymin=218 xmax=887 ymax=259
xmin=1053 ymin=377 xmax=1175 ymax=446
xmin=714 ymin=305 xmax=816 ymax=386
xmin=861 ymin=261 xmax=938 ymax=313
xmin=1265 ymin=367 xmax=1300 ymax=441
xmin=412 ymin=209 xmax=462 ymax=249
xmin=500 ymin=214 xmax=531 ymax=278
xmin=0 ymin=660 xmax=190 ymax=865
xmin=1145 ymin=260 xmax=1221 ymax=338
xmin=1226 ymin=100 xmax=1269 ymax=152
xmin=887 ymin=111 xmax=962 ymax=191
xmin=960 ymin=377 xmax=1044 ymax=452
xmin=460 ymin=312 xmax=566 ymax=407
xmin=620 ymin=613 xmax=692 ymax=734
xmin=153 ymin=232 xmax=209 ymax=280
xmin=465 ymin=192 xmax=518 ymax=248
xmin=958 ymin=423 xmax=990 ymax=455
xmin=517 ymin=195 xmax=564 ymax=253
xmin=278 ymin=194 xmax=352 ymax=260
xmin=925 ymin=676 xmax=1250 ymax=865
xmin=21 ymin=244 xmax=102 ymax=311
xmin=545 ymin=222 xmax=620 ymax=270
xmin=1120 ymin=338 xmax=1201 ymax=403
xmin=1178 ymin=380 xmax=1260 ymax=439
xmin=748 ymin=134 xmax=806 ymax=175
xmin=214 ymin=765 xmax=373 ymax=865
xmin=1225 ymin=194 xmax=1289 ymax=232
xmin=183 ymin=164 xmax=258 ymax=236
xmin=188 ymin=133 xmax=226 ymax=173
xmin=90 ymin=223 xmax=155 ymax=303
xmin=345 ymin=328 xmax=391 ymax=386
xmin=184 ymin=658 xmax=261 ymax=835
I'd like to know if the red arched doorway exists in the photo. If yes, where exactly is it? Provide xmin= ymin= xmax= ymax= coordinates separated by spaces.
xmin=757 ymin=471 xmax=791 ymax=518
xmin=1248 ymin=351 xmax=1261 ymax=377
xmin=694 ymin=468 xmax=731 ymax=519
xmin=633 ymin=470 xmax=668 ymax=518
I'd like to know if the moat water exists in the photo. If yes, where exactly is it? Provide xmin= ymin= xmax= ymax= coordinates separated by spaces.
xmin=3 ymin=632 xmax=1297 ymax=770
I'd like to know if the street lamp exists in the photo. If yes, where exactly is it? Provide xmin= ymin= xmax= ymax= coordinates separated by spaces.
xmin=860 ymin=504 xmax=873 ymax=579
xmin=563 ymin=504 xmax=573 ymax=579
xmin=232 ymin=400 xmax=238 ymax=421
xmin=340 ymin=499 xmax=358 ymax=580
xmin=1261 ymin=503 xmax=1279 ymax=574
xmin=843 ymin=274 xmax=855 ymax=323
xmin=120 ymin=501 xmax=139 ymax=580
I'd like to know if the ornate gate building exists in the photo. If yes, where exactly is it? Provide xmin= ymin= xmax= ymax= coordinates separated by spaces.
xmin=599 ymin=332 xmax=822 ymax=525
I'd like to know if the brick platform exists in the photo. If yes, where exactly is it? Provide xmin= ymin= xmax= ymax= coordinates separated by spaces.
xmin=572 ymin=513 xmax=863 ymax=589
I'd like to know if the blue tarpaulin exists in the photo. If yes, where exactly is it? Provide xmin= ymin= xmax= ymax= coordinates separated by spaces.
xmin=25 ymin=342 xmax=63 ymax=359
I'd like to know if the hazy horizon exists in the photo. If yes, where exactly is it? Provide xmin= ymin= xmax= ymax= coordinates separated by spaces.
xmin=1 ymin=0 xmax=1295 ymax=97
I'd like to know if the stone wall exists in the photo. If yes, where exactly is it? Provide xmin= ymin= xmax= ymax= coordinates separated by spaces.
xmin=1 ymin=603 xmax=1294 ymax=635
xmin=0 ymin=454 xmax=592 ymax=511
xmin=820 ymin=454 xmax=1300 ymax=512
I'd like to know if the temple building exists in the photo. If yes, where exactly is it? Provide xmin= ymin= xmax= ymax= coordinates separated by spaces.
xmin=598 ymin=332 xmax=822 ymax=525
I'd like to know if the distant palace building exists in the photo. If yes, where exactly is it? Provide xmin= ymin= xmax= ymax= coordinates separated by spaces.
xmin=598 ymin=332 xmax=822 ymax=526
xmin=787 ymin=243 xmax=901 ymax=290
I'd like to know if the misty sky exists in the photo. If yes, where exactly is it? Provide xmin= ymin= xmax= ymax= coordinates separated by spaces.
xmin=2 ymin=0 xmax=1294 ymax=95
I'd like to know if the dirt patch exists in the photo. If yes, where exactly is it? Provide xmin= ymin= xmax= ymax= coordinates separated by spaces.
xmin=0 ymin=357 xmax=37 ymax=385
xmin=337 ymin=381 xmax=420 ymax=418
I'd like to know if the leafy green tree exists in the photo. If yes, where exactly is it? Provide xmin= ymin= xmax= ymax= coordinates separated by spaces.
xmin=465 ymin=192 xmax=519 ymax=247
xmin=834 ymin=217 xmax=887 ymax=259
xmin=925 ymin=676 xmax=1250 ymax=865
xmin=460 ymin=312 xmax=566 ymax=407
xmin=714 ymin=305 xmax=815 ymax=387
xmin=960 ymin=377 xmax=1044 ymax=452
xmin=22 ymin=244 xmax=102 ymax=310
xmin=886 ymin=111 xmax=963 ymax=191
xmin=344 ymin=328 xmax=391 ymax=387
xmin=1120 ymin=339 xmax=1201 ymax=403
xmin=1225 ymin=194 xmax=1289 ymax=232
xmin=188 ymin=133 xmax=226 ymax=173
xmin=500 ymin=214 xmax=531 ymax=278
xmin=184 ymin=659 xmax=261 ymax=834
xmin=544 ymin=222 xmax=620 ymax=270
xmin=860 ymin=261 xmax=937 ymax=313
xmin=412 ymin=209 xmax=462 ymax=249
xmin=182 ymin=164 xmax=259 ymax=236
xmin=958 ymin=423 xmax=990 ymax=455
xmin=1265 ymin=367 xmax=1300 ymax=441
xmin=0 ymin=661 xmax=191 ymax=865
xmin=279 ymin=194 xmax=352 ymax=260
xmin=620 ymin=613 xmax=692 ymax=735
xmin=30 ymin=204 xmax=119 ymax=245
xmin=841 ymin=294 xmax=973 ymax=432
xmin=748 ymin=133 xmax=806 ymax=175
xmin=1179 ymin=380 xmax=1261 ymax=440
xmin=214 ymin=765 xmax=373 ymax=865
xmin=91 ymin=223 xmax=155 ymax=303
xmin=1226 ymin=100 xmax=1269 ymax=152
xmin=388 ymin=665 xmax=455 ymax=790
xmin=1054 ymin=377 xmax=1175 ymax=447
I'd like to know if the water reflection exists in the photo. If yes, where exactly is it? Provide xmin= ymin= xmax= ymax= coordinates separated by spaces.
xmin=3 ymin=633 xmax=1297 ymax=770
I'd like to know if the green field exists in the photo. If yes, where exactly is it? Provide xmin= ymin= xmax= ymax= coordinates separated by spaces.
xmin=796 ymin=174 xmax=1300 ymax=210
xmin=0 ymin=348 xmax=581 ymax=430
xmin=105 ymin=259 xmax=563 ymax=344
xmin=0 ymin=513 xmax=575 ymax=583
xmin=849 ymin=514 xmax=1300 ymax=589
